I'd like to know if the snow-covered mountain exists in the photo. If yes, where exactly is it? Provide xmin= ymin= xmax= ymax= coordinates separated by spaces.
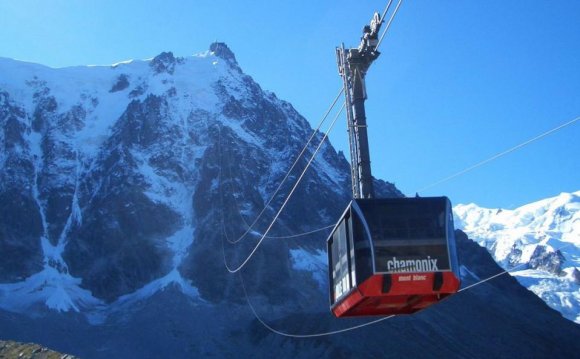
xmin=454 ymin=191 xmax=580 ymax=323
xmin=1 ymin=44 xmax=579 ymax=358
xmin=0 ymin=43 xmax=372 ymax=315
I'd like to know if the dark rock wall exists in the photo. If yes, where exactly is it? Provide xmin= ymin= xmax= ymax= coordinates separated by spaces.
xmin=0 ymin=91 xmax=43 ymax=281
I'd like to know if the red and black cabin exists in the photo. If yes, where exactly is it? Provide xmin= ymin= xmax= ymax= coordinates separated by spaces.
xmin=327 ymin=196 xmax=461 ymax=317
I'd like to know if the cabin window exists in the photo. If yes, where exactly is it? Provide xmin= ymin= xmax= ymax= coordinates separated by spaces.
xmin=358 ymin=199 xmax=452 ymax=273
xmin=351 ymin=209 xmax=373 ymax=285
xmin=330 ymin=219 xmax=351 ymax=302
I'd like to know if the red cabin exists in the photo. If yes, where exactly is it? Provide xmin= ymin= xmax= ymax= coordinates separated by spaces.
xmin=327 ymin=197 xmax=461 ymax=317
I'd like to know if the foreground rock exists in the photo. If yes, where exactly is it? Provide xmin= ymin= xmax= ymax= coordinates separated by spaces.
xmin=0 ymin=340 xmax=77 ymax=359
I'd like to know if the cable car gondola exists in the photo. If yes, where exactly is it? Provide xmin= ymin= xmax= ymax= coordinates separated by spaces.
xmin=329 ymin=11 xmax=460 ymax=317
xmin=327 ymin=197 xmax=461 ymax=317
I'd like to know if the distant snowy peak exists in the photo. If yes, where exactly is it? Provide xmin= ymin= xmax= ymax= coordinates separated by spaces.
xmin=454 ymin=191 xmax=580 ymax=323
xmin=455 ymin=191 xmax=579 ymax=239
xmin=454 ymin=190 xmax=579 ymax=272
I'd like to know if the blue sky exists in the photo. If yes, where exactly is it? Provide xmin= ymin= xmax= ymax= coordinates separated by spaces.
xmin=1 ymin=0 xmax=579 ymax=209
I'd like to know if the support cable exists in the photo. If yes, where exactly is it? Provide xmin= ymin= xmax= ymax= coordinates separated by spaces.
xmin=223 ymin=103 xmax=345 ymax=273
xmin=380 ymin=0 xmax=395 ymax=24
xmin=239 ymin=272 xmax=394 ymax=338
xmin=220 ymin=143 xmax=335 ymax=238
xmin=226 ymin=88 xmax=344 ymax=244
xmin=221 ymin=140 xmax=335 ymax=240
xmin=377 ymin=0 xmax=404 ymax=50
xmin=222 ymin=144 xmax=334 ymax=239
xmin=259 ymin=225 xmax=335 ymax=239
xmin=240 ymin=241 xmax=572 ymax=338
xmin=416 ymin=116 xmax=580 ymax=193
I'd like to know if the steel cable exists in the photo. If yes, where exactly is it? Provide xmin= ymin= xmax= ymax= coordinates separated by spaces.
xmin=416 ymin=116 xmax=580 ymax=193
xmin=240 ymin=241 xmax=573 ymax=338
xmin=225 ymin=89 xmax=344 ymax=244
xmin=223 ymin=103 xmax=345 ymax=273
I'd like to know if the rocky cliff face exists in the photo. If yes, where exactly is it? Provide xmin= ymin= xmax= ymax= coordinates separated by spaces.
xmin=0 ymin=45 xmax=578 ymax=358
xmin=0 ymin=91 xmax=44 ymax=282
